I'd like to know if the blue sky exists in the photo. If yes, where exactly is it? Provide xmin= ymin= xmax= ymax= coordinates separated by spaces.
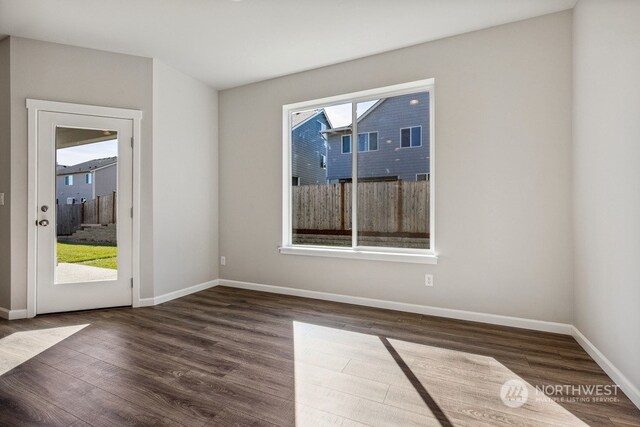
xmin=57 ymin=139 xmax=118 ymax=166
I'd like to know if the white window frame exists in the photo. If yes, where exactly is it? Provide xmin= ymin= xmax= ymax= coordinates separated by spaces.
xmin=400 ymin=125 xmax=422 ymax=148
xmin=357 ymin=132 xmax=369 ymax=152
xmin=64 ymin=175 xmax=73 ymax=185
xmin=85 ymin=173 xmax=92 ymax=184
xmin=367 ymin=131 xmax=379 ymax=152
xmin=281 ymin=79 xmax=436 ymax=264
xmin=341 ymin=134 xmax=352 ymax=154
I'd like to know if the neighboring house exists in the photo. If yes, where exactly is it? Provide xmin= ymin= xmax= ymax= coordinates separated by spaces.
xmin=291 ymin=109 xmax=332 ymax=185
xmin=56 ymin=157 xmax=117 ymax=204
xmin=325 ymin=92 xmax=430 ymax=182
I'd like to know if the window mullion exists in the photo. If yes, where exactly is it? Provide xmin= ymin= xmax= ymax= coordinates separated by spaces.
xmin=351 ymin=101 xmax=358 ymax=248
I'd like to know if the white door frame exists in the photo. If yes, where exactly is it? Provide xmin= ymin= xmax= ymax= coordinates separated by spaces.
xmin=26 ymin=99 xmax=143 ymax=318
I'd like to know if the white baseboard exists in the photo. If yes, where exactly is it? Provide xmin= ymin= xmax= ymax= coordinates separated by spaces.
xmin=0 ymin=307 xmax=28 ymax=320
xmin=218 ymin=279 xmax=572 ymax=335
xmin=138 ymin=279 xmax=220 ymax=307
xmin=571 ymin=326 xmax=640 ymax=409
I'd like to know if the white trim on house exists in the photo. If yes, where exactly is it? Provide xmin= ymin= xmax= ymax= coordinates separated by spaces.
xmin=26 ymin=99 xmax=143 ymax=317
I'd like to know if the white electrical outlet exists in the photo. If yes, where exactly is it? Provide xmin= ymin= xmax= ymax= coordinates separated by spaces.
xmin=425 ymin=274 xmax=433 ymax=287
xmin=220 ymin=256 xmax=226 ymax=266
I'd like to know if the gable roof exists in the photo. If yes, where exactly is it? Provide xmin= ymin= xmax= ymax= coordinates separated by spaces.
xmin=291 ymin=109 xmax=333 ymax=130
xmin=321 ymin=99 xmax=385 ymax=134
xmin=57 ymin=157 xmax=118 ymax=175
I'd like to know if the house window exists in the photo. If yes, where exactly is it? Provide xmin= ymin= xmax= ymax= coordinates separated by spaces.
xmin=368 ymin=132 xmax=378 ymax=151
xmin=400 ymin=126 xmax=422 ymax=148
xmin=341 ymin=135 xmax=352 ymax=154
xmin=64 ymin=175 xmax=73 ymax=186
xmin=292 ymin=177 xmax=300 ymax=186
xmin=283 ymin=79 xmax=435 ymax=262
xmin=320 ymin=154 xmax=327 ymax=170
xmin=356 ymin=132 xmax=379 ymax=152
xmin=85 ymin=173 xmax=92 ymax=184
xmin=66 ymin=197 xmax=76 ymax=205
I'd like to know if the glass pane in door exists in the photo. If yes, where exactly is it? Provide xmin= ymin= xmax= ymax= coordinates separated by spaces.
xmin=54 ymin=127 xmax=119 ymax=284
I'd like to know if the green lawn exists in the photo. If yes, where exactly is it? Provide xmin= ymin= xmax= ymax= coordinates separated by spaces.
xmin=57 ymin=242 xmax=117 ymax=270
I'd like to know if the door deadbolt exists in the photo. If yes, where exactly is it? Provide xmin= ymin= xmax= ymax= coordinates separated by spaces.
xmin=41 ymin=205 xmax=49 ymax=212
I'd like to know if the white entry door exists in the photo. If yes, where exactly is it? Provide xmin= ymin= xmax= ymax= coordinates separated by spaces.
xmin=36 ymin=111 xmax=133 ymax=314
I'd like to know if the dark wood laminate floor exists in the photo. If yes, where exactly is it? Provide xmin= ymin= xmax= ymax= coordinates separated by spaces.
xmin=0 ymin=286 xmax=638 ymax=426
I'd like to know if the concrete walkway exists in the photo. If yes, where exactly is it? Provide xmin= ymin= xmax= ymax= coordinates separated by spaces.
xmin=56 ymin=263 xmax=117 ymax=283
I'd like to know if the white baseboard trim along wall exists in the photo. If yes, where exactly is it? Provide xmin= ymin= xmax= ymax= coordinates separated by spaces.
xmin=2 ymin=278 xmax=637 ymax=408
xmin=0 ymin=307 xmax=28 ymax=320
xmin=218 ymin=279 xmax=572 ymax=334
xmin=138 ymin=279 xmax=220 ymax=307
xmin=218 ymin=278 xmax=640 ymax=408
xmin=570 ymin=326 xmax=640 ymax=409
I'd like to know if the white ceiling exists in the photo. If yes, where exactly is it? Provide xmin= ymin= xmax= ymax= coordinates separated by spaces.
xmin=0 ymin=0 xmax=576 ymax=90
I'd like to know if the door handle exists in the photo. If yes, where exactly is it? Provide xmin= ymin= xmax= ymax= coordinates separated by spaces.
xmin=38 ymin=219 xmax=49 ymax=227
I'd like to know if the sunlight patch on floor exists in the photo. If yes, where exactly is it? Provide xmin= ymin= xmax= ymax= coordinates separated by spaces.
xmin=293 ymin=321 xmax=587 ymax=427
xmin=0 ymin=324 xmax=89 ymax=376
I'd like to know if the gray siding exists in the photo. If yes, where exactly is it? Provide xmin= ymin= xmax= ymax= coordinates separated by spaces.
xmin=56 ymin=172 xmax=93 ymax=203
xmin=291 ymin=112 xmax=330 ymax=185
xmin=327 ymin=92 xmax=430 ymax=182
xmin=95 ymin=163 xmax=117 ymax=197
xmin=56 ymin=163 xmax=117 ymax=204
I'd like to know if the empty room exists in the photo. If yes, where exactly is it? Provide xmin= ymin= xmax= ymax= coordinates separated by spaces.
xmin=0 ymin=0 xmax=639 ymax=425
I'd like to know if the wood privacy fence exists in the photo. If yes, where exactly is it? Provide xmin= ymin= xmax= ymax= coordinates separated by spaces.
xmin=56 ymin=192 xmax=117 ymax=236
xmin=292 ymin=181 xmax=429 ymax=236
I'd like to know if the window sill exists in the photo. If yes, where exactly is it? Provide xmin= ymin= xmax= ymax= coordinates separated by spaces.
xmin=279 ymin=246 xmax=438 ymax=264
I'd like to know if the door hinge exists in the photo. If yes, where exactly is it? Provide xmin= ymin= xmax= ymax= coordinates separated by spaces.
xmin=131 ymin=137 xmax=134 ymax=148
xmin=131 ymin=278 xmax=134 ymax=288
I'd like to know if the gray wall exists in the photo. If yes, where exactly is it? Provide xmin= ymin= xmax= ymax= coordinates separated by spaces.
xmin=7 ymin=37 xmax=155 ymax=306
xmin=573 ymin=0 xmax=640 ymax=394
xmin=0 ymin=37 xmax=10 ymax=310
xmin=219 ymin=11 xmax=574 ymax=323
xmin=152 ymin=59 xmax=219 ymax=297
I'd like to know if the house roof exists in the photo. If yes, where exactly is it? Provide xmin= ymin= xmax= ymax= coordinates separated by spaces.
xmin=291 ymin=109 xmax=333 ymax=130
xmin=57 ymin=157 xmax=118 ymax=175
xmin=321 ymin=99 xmax=386 ymax=134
